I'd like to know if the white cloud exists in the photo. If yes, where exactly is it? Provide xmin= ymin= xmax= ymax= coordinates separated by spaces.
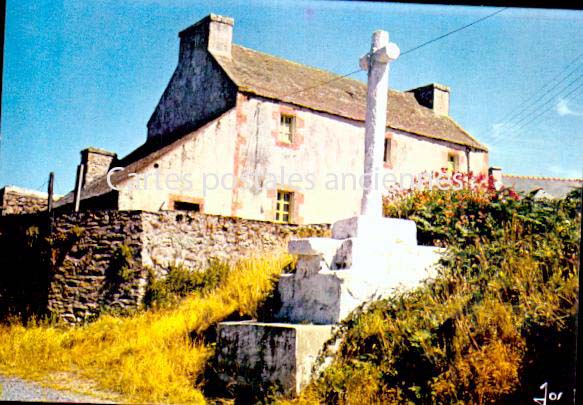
xmin=556 ymin=99 xmax=583 ymax=117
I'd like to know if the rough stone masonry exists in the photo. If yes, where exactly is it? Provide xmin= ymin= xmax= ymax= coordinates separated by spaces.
xmin=0 ymin=210 xmax=329 ymax=324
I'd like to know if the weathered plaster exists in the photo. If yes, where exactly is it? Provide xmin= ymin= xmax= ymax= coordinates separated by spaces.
xmin=118 ymin=110 xmax=238 ymax=214
xmin=147 ymin=18 xmax=237 ymax=140
xmin=233 ymin=95 xmax=489 ymax=224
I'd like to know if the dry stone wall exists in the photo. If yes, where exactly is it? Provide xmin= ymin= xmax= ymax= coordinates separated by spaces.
xmin=141 ymin=211 xmax=330 ymax=273
xmin=0 ymin=187 xmax=50 ymax=215
xmin=0 ymin=210 xmax=330 ymax=324
xmin=47 ymin=211 xmax=146 ymax=324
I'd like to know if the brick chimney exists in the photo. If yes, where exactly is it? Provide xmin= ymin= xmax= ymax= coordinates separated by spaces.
xmin=407 ymin=83 xmax=450 ymax=116
xmin=80 ymin=147 xmax=117 ymax=187
xmin=178 ymin=14 xmax=234 ymax=59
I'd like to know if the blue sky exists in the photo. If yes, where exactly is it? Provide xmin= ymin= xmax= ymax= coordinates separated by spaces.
xmin=1 ymin=0 xmax=582 ymax=194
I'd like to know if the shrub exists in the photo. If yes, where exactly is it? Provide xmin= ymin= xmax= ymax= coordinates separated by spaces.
xmin=111 ymin=243 xmax=134 ymax=282
xmin=298 ymin=186 xmax=580 ymax=404
xmin=383 ymin=172 xmax=524 ymax=246
xmin=144 ymin=260 xmax=231 ymax=309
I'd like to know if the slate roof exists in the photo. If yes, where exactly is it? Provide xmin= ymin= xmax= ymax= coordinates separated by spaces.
xmin=502 ymin=174 xmax=582 ymax=198
xmin=213 ymin=44 xmax=487 ymax=151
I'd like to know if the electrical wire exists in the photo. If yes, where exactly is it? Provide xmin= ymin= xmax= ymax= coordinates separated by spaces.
xmin=279 ymin=68 xmax=363 ymax=100
xmin=400 ymin=7 xmax=509 ymax=57
xmin=487 ymin=55 xmax=583 ymax=140
xmin=278 ymin=7 xmax=508 ymax=99
xmin=491 ymin=75 xmax=583 ymax=145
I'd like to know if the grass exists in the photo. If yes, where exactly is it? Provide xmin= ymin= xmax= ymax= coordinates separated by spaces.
xmin=0 ymin=253 xmax=292 ymax=404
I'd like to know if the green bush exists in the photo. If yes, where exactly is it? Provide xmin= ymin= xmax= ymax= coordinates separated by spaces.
xmin=144 ymin=260 xmax=231 ymax=309
xmin=300 ymin=186 xmax=580 ymax=404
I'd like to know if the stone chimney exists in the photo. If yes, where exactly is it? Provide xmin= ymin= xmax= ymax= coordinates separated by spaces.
xmin=178 ymin=14 xmax=234 ymax=59
xmin=80 ymin=147 xmax=117 ymax=187
xmin=407 ymin=83 xmax=450 ymax=116
xmin=488 ymin=166 xmax=503 ymax=190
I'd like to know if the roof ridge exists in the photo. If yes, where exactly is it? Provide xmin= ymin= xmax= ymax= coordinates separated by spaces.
xmin=503 ymin=173 xmax=583 ymax=182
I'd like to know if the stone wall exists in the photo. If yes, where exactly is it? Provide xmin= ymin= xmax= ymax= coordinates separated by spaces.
xmin=0 ymin=186 xmax=50 ymax=215
xmin=47 ymin=211 xmax=146 ymax=323
xmin=141 ymin=211 xmax=330 ymax=273
xmin=0 ymin=210 xmax=330 ymax=324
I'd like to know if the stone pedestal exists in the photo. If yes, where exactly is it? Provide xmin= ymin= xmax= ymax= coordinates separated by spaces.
xmin=216 ymin=321 xmax=333 ymax=396
xmin=216 ymin=216 xmax=443 ymax=397
xmin=216 ymin=28 xmax=407 ymax=398
xmin=277 ymin=244 xmax=441 ymax=324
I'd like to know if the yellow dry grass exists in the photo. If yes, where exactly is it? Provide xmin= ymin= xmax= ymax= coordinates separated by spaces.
xmin=0 ymin=253 xmax=291 ymax=404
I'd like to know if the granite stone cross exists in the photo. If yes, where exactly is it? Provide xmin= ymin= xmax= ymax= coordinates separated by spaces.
xmin=359 ymin=30 xmax=400 ymax=217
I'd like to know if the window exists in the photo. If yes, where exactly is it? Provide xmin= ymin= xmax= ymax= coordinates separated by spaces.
xmin=173 ymin=201 xmax=201 ymax=212
xmin=383 ymin=138 xmax=392 ymax=164
xmin=275 ymin=190 xmax=293 ymax=223
xmin=447 ymin=153 xmax=457 ymax=174
xmin=279 ymin=114 xmax=295 ymax=144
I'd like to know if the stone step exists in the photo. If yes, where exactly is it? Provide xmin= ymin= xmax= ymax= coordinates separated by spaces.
xmin=331 ymin=215 xmax=417 ymax=246
xmin=275 ymin=245 xmax=443 ymax=324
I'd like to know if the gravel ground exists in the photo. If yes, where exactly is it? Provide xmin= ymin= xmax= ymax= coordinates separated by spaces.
xmin=0 ymin=374 xmax=115 ymax=403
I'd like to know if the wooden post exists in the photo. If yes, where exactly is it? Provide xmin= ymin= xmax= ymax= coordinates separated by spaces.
xmin=47 ymin=172 xmax=54 ymax=213
xmin=73 ymin=164 xmax=84 ymax=212
xmin=359 ymin=30 xmax=400 ymax=217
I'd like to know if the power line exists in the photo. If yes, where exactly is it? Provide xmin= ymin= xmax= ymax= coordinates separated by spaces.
xmin=491 ymin=52 xmax=583 ymax=128
xmin=486 ymin=53 xmax=583 ymax=140
xmin=36 ymin=178 xmax=48 ymax=192
xmin=492 ymin=80 xmax=583 ymax=146
xmin=492 ymin=73 xmax=583 ymax=142
xmin=503 ymin=74 xmax=583 ymax=132
xmin=492 ymin=74 xmax=583 ymax=145
xmin=400 ymin=7 xmax=509 ymax=57
xmin=279 ymin=7 xmax=508 ymax=99
xmin=510 ymin=81 xmax=583 ymax=134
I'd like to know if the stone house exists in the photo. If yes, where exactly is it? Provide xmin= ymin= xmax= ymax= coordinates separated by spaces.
xmin=54 ymin=14 xmax=489 ymax=225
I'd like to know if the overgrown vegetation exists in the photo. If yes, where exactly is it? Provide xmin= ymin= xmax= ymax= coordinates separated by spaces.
xmin=295 ymin=180 xmax=580 ymax=404
xmin=0 ymin=175 xmax=579 ymax=403
xmin=144 ymin=260 xmax=231 ymax=309
xmin=0 ymin=254 xmax=291 ymax=404
xmin=111 ymin=243 xmax=135 ymax=282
